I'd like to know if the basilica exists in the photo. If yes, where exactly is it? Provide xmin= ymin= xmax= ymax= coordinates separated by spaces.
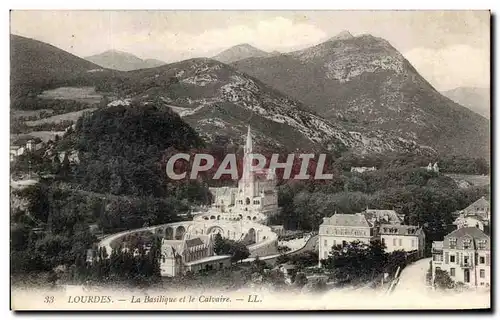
xmin=202 ymin=126 xmax=280 ymax=223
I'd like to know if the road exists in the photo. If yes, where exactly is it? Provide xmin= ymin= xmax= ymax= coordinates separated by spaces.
xmin=392 ymin=257 xmax=431 ymax=294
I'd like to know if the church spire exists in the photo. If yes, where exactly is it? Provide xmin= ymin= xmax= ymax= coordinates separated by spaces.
xmin=240 ymin=125 xmax=255 ymax=197
xmin=245 ymin=125 xmax=252 ymax=155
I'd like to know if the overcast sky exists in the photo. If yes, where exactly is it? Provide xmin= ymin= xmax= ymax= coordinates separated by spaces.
xmin=10 ymin=10 xmax=490 ymax=91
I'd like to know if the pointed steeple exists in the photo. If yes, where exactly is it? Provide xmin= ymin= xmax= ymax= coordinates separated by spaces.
xmin=240 ymin=125 xmax=255 ymax=198
xmin=245 ymin=125 xmax=253 ymax=155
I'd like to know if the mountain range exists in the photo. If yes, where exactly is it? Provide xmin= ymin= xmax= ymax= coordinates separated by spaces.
xmin=441 ymin=87 xmax=490 ymax=119
xmin=232 ymin=32 xmax=490 ymax=158
xmin=85 ymin=50 xmax=166 ymax=71
xmin=10 ymin=33 xmax=490 ymax=158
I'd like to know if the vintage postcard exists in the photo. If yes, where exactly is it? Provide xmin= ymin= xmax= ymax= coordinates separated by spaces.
xmin=9 ymin=10 xmax=491 ymax=311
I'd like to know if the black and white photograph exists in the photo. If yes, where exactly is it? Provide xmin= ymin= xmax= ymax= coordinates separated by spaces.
xmin=8 ymin=10 xmax=491 ymax=310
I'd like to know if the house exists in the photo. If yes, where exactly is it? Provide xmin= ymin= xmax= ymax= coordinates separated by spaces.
xmin=379 ymin=224 xmax=425 ymax=258
xmin=10 ymin=145 xmax=27 ymax=161
xmin=160 ymin=235 xmax=231 ymax=277
xmin=319 ymin=209 xmax=426 ymax=265
xmin=422 ymin=162 xmax=439 ymax=173
xmin=26 ymin=140 xmax=35 ymax=152
xmin=453 ymin=197 xmax=490 ymax=232
xmin=279 ymin=263 xmax=298 ymax=284
xmin=431 ymin=227 xmax=490 ymax=288
xmin=350 ymin=166 xmax=377 ymax=173
xmin=318 ymin=213 xmax=376 ymax=264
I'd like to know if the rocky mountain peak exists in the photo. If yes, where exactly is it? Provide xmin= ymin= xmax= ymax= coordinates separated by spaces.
xmin=212 ymin=44 xmax=270 ymax=64
xmin=328 ymin=30 xmax=354 ymax=41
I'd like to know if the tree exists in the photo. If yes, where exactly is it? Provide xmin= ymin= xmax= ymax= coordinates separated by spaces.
xmin=212 ymin=236 xmax=250 ymax=264
xmin=321 ymin=240 xmax=388 ymax=285
xmin=294 ymin=272 xmax=308 ymax=289
xmin=213 ymin=233 xmax=224 ymax=255
xmin=229 ymin=241 xmax=250 ymax=263
xmin=434 ymin=269 xmax=454 ymax=290
xmin=52 ymin=155 xmax=61 ymax=174
xmin=60 ymin=152 xmax=71 ymax=178
xmin=288 ymin=250 xmax=318 ymax=270
xmin=47 ymin=270 xmax=59 ymax=287
xmin=250 ymin=257 xmax=268 ymax=274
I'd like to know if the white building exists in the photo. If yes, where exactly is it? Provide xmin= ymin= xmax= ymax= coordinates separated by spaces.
xmin=431 ymin=227 xmax=490 ymax=288
xmin=453 ymin=196 xmax=490 ymax=232
xmin=318 ymin=213 xmax=376 ymax=263
xmin=350 ymin=166 xmax=377 ymax=173
xmin=319 ymin=210 xmax=425 ymax=265
xmin=204 ymin=126 xmax=280 ymax=223
xmin=379 ymin=224 xmax=425 ymax=258
xmin=422 ymin=162 xmax=439 ymax=173
xmin=160 ymin=234 xmax=232 ymax=277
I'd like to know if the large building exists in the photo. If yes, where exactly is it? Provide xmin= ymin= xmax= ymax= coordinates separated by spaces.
xmin=431 ymin=227 xmax=490 ymax=288
xmin=202 ymin=126 xmax=280 ymax=222
xmin=318 ymin=210 xmax=423 ymax=265
xmin=160 ymin=234 xmax=232 ymax=277
xmin=318 ymin=213 xmax=377 ymax=263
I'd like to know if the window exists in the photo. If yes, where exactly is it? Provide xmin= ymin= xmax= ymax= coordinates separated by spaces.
xmin=393 ymin=239 xmax=397 ymax=246
xmin=324 ymin=240 xmax=328 ymax=246
xmin=450 ymin=255 xmax=455 ymax=263
xmin=333 ymin=240 xmax=336 ymax=246
xmin=463 ymin=239 xmax=471 ymax=249
xmin=480 ymin=256 xmax=485 ymax=264
xmin=478 ymin=240 xmax=486 ymax=250
xmin=480 ymin=269 xmax=485 ymax=278
xmin=450 ymin=268 xmax=455 ymax=277
xmin=449 ymin=238 xmax=457 ymax=249
xmin=411 ymin=239 xmax=416 ymax=248
xmin=398 ymin=239 xmax=402 ymax=246
xmin=324 ymin=251 xmax=328 ymax=258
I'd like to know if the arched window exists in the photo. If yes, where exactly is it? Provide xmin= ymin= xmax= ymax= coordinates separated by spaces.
xmin=246 ymin=197 xmax=250 ymax=205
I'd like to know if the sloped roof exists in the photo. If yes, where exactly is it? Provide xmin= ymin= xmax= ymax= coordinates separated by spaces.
xmin=379 ymin=224 xmax=423 ymax=236
xmin=443 ymin=227 xmax=490 ymax=250
xmin=464 ymin=196 xmax=489 ymax=212
xmin=322 ymin=213 xmax=372 ymax=227
xmin=162 ymin=235 xmax=210 ymax=257
xmin=445 ymin=227 xmax=488 ymax=240
xmin=185 ymin=238 xmax=204 ymax=247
